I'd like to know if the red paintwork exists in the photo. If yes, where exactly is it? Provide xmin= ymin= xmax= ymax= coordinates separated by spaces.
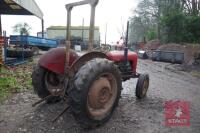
xmin=107 ymin=50 xmax=138 ymax=73
xmin=39 ymin=48 xmax=137 ymax=75
xmin=39 ymin=48 xmax=79 ymax=74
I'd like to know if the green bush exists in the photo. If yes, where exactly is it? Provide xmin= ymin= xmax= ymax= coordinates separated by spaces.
xmin=146 ymin=28 xmax=157 ymax=41
xmin=161 ymin=11 xmax=200 ymax=44
xmin=184 ymin=16 xmax=200 ymax=43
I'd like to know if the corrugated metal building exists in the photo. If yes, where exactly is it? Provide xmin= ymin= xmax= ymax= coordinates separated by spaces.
xmin=46 ymin=26 xmax=100 ymax=44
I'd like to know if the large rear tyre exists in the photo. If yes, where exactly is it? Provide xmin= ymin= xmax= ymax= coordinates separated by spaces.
xmin=32 ymin=65 xmax=61 ymax=103
xmin=136 ymin=74 xmax=149 ymax=99
xmin=68 ymin=58 xmax=122 ymax=128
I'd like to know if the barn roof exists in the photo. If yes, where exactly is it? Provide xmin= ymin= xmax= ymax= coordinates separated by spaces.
xmin=0 ymin=0 xmax=43 ymax=19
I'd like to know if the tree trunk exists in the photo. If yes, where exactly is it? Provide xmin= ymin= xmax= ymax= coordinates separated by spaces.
xmin=157 ymin=0 xmax=161 ymax=40
xmin=192 ymin=0 xmax=198 ymax=15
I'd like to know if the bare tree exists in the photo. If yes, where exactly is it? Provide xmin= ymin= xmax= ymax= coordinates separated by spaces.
xmin=183 ymin=0 xmax=200 ymax=15
xmin=117 ymin=17 xmax=126 ymax=39
xmin=13 ymin=22 xmax=31 ymax=35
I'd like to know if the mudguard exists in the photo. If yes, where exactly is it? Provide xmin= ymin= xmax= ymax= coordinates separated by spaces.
xmin=69 ymin=51 xmax=108 ymax=76
xmin=38 ymin=48 xmax=109 ymax=75
xmin=38 ymin=48 xmax=79 ymax=74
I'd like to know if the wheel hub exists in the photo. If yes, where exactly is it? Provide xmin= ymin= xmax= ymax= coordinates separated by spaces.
xmin=142 ymin=79 xmax=149 ymax=96
xmin=45 ymin=71 xmax=64 ymax=96
xmin=99 ymin=87 xmax=112 ymax=103
xmin=87 ymin=74 xmax=117 ymax=120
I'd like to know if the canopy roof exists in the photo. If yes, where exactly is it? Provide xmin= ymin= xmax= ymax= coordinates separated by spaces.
xmin=0 ymin=0 xmax=43 ymax=19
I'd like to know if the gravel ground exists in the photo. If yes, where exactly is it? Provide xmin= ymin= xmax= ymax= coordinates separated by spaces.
xmin=0 ymin=59 xmax=200 ymax=133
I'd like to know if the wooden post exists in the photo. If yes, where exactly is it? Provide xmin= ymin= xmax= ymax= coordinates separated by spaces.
xmin=82 ymin=18 xmax=84 ymax=41
xmin=0 ymin=36 xmax=3 ymax=65
xmin=0 ymin=15 xmax=2 ymax=36
xmin=42 ymin=19 xmax=44 ymax=38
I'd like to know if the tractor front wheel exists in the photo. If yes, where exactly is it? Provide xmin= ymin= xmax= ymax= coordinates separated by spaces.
xmin=135 ymin=74 xmax=149 ymax=99
xmin=32 ymin=66 xmax=62 ymax=103
xmin=68 ymin=58 xmax=122 ymax=128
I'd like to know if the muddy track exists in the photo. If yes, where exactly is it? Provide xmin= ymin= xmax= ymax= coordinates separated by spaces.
xmin=0 ymin=59 xmax=200 ymax=133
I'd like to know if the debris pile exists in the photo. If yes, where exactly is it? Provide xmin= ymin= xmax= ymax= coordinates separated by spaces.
xmin=145 ymin=39 xmax=161 ymax=50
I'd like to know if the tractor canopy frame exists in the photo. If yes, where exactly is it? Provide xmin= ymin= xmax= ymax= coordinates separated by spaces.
xmin=64 ymin=0 xmax=99 ymax=75
xmin=65 ymin=0 xmax=99 ymax=51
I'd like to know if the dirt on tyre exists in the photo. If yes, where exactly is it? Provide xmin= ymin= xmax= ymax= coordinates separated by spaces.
xmin=32 ymin=65 xmax=61 ymax=103
xmin=136 ymin=74 xmax=149 ymax=99
xmin=68 ymin=58 xmax=122 ymax=128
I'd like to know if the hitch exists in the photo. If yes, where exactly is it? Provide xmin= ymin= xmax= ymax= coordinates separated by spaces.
xmin=32 ymin=95 xmax=53 ymax=107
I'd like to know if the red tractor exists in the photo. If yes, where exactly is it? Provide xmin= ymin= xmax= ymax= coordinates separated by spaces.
xmin=32 ymin=0 xmax=149 ymax=128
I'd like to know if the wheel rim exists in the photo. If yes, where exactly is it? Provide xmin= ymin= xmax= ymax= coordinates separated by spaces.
xmin=87 ymin=73 xmax=117 ymax=120
xmin=142 ymin=78 xmax=149 ymax=96
xmin=45 ymin=71 xmax=63 ymax=96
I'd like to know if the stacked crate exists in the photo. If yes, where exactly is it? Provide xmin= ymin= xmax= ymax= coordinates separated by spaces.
xmin=0 ymin=36 xmax=3 ymax=65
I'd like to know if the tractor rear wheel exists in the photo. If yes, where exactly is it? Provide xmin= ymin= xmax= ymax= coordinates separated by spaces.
xmin=68 ymin=58 xmax=122 ymax=128
xmin=135 ymin=74 xmax=149 ymax=99
xmin=32 ymin=65 xmax=61 ymax=103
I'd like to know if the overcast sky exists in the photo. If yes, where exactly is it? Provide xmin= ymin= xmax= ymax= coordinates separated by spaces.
xmin=1 ymin=0 xmax=138 ymax=43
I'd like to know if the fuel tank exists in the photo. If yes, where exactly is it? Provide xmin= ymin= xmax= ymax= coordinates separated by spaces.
xmin=106 ymin=50 xmax=138 ymax=73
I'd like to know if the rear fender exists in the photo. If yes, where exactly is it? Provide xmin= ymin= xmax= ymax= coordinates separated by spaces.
xmin=69 ymin=51 xmax=108 ymax=77
xmin=38 ymin=48 xmax=79 ymax=74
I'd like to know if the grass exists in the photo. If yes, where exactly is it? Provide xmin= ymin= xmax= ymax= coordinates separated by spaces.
xmin=0 ymin=63 xmax=33 ymax=102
